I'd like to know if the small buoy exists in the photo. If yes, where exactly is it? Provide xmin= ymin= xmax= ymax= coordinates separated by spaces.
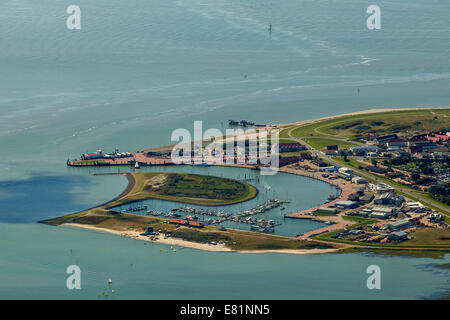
xmin=111 ymin=290 xmax=115 ymax=294
xmin=108 ymin=279 xmax=112 ymax=285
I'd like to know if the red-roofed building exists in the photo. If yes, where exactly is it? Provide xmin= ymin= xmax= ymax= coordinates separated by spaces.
xmin=426 ymin=132 xmax=450 ymax=143
xmin=363 ymin=133 xmax=376 ymax=141
xmin=188 ymin=221 xmax=204 ymax=228
xmin=169 ymin=219 xmax=189 ymax=226
xmin=408 ymin=146 xmax=423 ymax=154
xmin=408 ymin=136 xmax=435 ymax=152
xmin=168 ymin=219 xmax=204 ymax=228
xmin=408 ymin=136 xmax=433 ymax=146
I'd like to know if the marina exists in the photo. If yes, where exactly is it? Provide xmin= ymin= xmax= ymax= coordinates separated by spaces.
xmin=142 ymin=199 xmax=285 ymax=233
xmin=104 ymin=164 xmax=334 ymax=237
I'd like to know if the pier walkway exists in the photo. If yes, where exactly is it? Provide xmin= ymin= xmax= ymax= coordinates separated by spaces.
xmin=68 ymin=154 xmax=174 ymax=166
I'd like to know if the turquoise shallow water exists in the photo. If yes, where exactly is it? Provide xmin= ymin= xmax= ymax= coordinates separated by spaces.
xmin=1 ymin=223 xmax=449 ymax=300
xmin=1 ymin=0 xmax=450 ymax=181
xmin=0 ymin=0 xmax=449 ymax=298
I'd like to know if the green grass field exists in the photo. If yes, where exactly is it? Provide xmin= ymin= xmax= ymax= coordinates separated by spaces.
xmin=278 ymin=138 xmax=299 ymax=144
xmin=404 ymin=228 xmax=450 ymax=247
xmin=172 ymin=228 xmax=333 ymax=250
xmin=113 ymin=172 xmax=258 ymax=207
xmin=151 ymin=173 xmax=254 ymax=202
xmin=289 ymin=109 xmax=450 ymax=141
xmin=303 ymin=138 xmax=358 ymax=150
xmin=322 ymin=109 xmax=450 ymax=139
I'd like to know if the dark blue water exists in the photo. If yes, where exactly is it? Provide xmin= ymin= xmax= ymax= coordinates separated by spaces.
xmin=1 ymin=222 xmax=449 ymax=300
xmin=0 ymin=174 xmax=127 ymax=223
xmin=0 ymin=176 xmax=89 ymax=223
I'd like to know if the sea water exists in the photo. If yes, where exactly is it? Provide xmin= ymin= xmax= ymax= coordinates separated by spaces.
xmin=0 ymin=0 xmax=449 ymax=299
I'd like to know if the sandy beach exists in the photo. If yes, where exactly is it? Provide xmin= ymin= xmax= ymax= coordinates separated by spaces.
xmin=62 ymin=223 xmax=341 ymax=255
xmin=63 ymin=223 xmax=232 ymax=252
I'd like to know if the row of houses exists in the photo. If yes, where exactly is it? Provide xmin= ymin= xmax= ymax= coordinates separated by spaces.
xmin=365 ymin=132 xmax=450 ymax=155
xmin=168 ymin=219 xmax=204 ymax=228
xmin=278 ymin=143 xmax=305 ymax=153
xmin=366 ymin=131 xmax=450 ymax=144
xmin=278 ymin=154 xmax=311 ymax=167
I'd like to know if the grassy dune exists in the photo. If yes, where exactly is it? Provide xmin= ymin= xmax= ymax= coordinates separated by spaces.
xmin=110 ymin=172 xmax=258 ymax=207
xmin=290 ymin=109 xmax=450 ymax=140
xmin=303 ymin=137 xmax=358 ymax=150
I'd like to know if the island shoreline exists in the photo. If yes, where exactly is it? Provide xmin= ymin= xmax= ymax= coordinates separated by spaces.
xmin=61 ymin=223 xmax=341 ymax=255
xmin=43 ymin=107 xmax=450 ymax=256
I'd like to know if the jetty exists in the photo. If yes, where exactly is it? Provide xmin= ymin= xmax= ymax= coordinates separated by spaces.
xmin=228 ymin=119 xmax=255 ymax=127
xmin=67 ymin=150 xmax=174 ymax=167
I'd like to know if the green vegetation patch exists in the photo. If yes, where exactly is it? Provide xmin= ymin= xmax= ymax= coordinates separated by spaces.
xmin=289 ymin=109 xmax=450 ymax=141
xmin=172 ymin=227 xmax=334 ymax=251
xmin=151 ymin=173 xmax=251 ymax=201
xmin=320 ymin=109 xmax=450 ymax=139
xmin=303 ymin=138 xmax=358 ymax=150
xmin=429 ymin=183 xmax=450 ymax=206
xmin=173 ymin=229 xmax=231 ymax=243
xmin=340 ymin=247 xmax=450 ymax=259
xmin=278 ymin=138 xmax=299 ymax=144
xmin=112 ymin=172 xmax=257 ymax=207
xmin=404 ymin=228 xmax=450 ymax=247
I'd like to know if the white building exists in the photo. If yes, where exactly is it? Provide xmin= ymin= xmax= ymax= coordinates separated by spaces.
xmin=368 ymin=183 xmax=394 ymax=194
xmin=339 ymin=167 xmax=354 ymax=175
xmin=82 ymin=149 xmax=104 ymax=160
xmin=352 ymin=176 xmax=367 ymax=184
xmin=369 ymin=206 xmax=395 ymax=219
